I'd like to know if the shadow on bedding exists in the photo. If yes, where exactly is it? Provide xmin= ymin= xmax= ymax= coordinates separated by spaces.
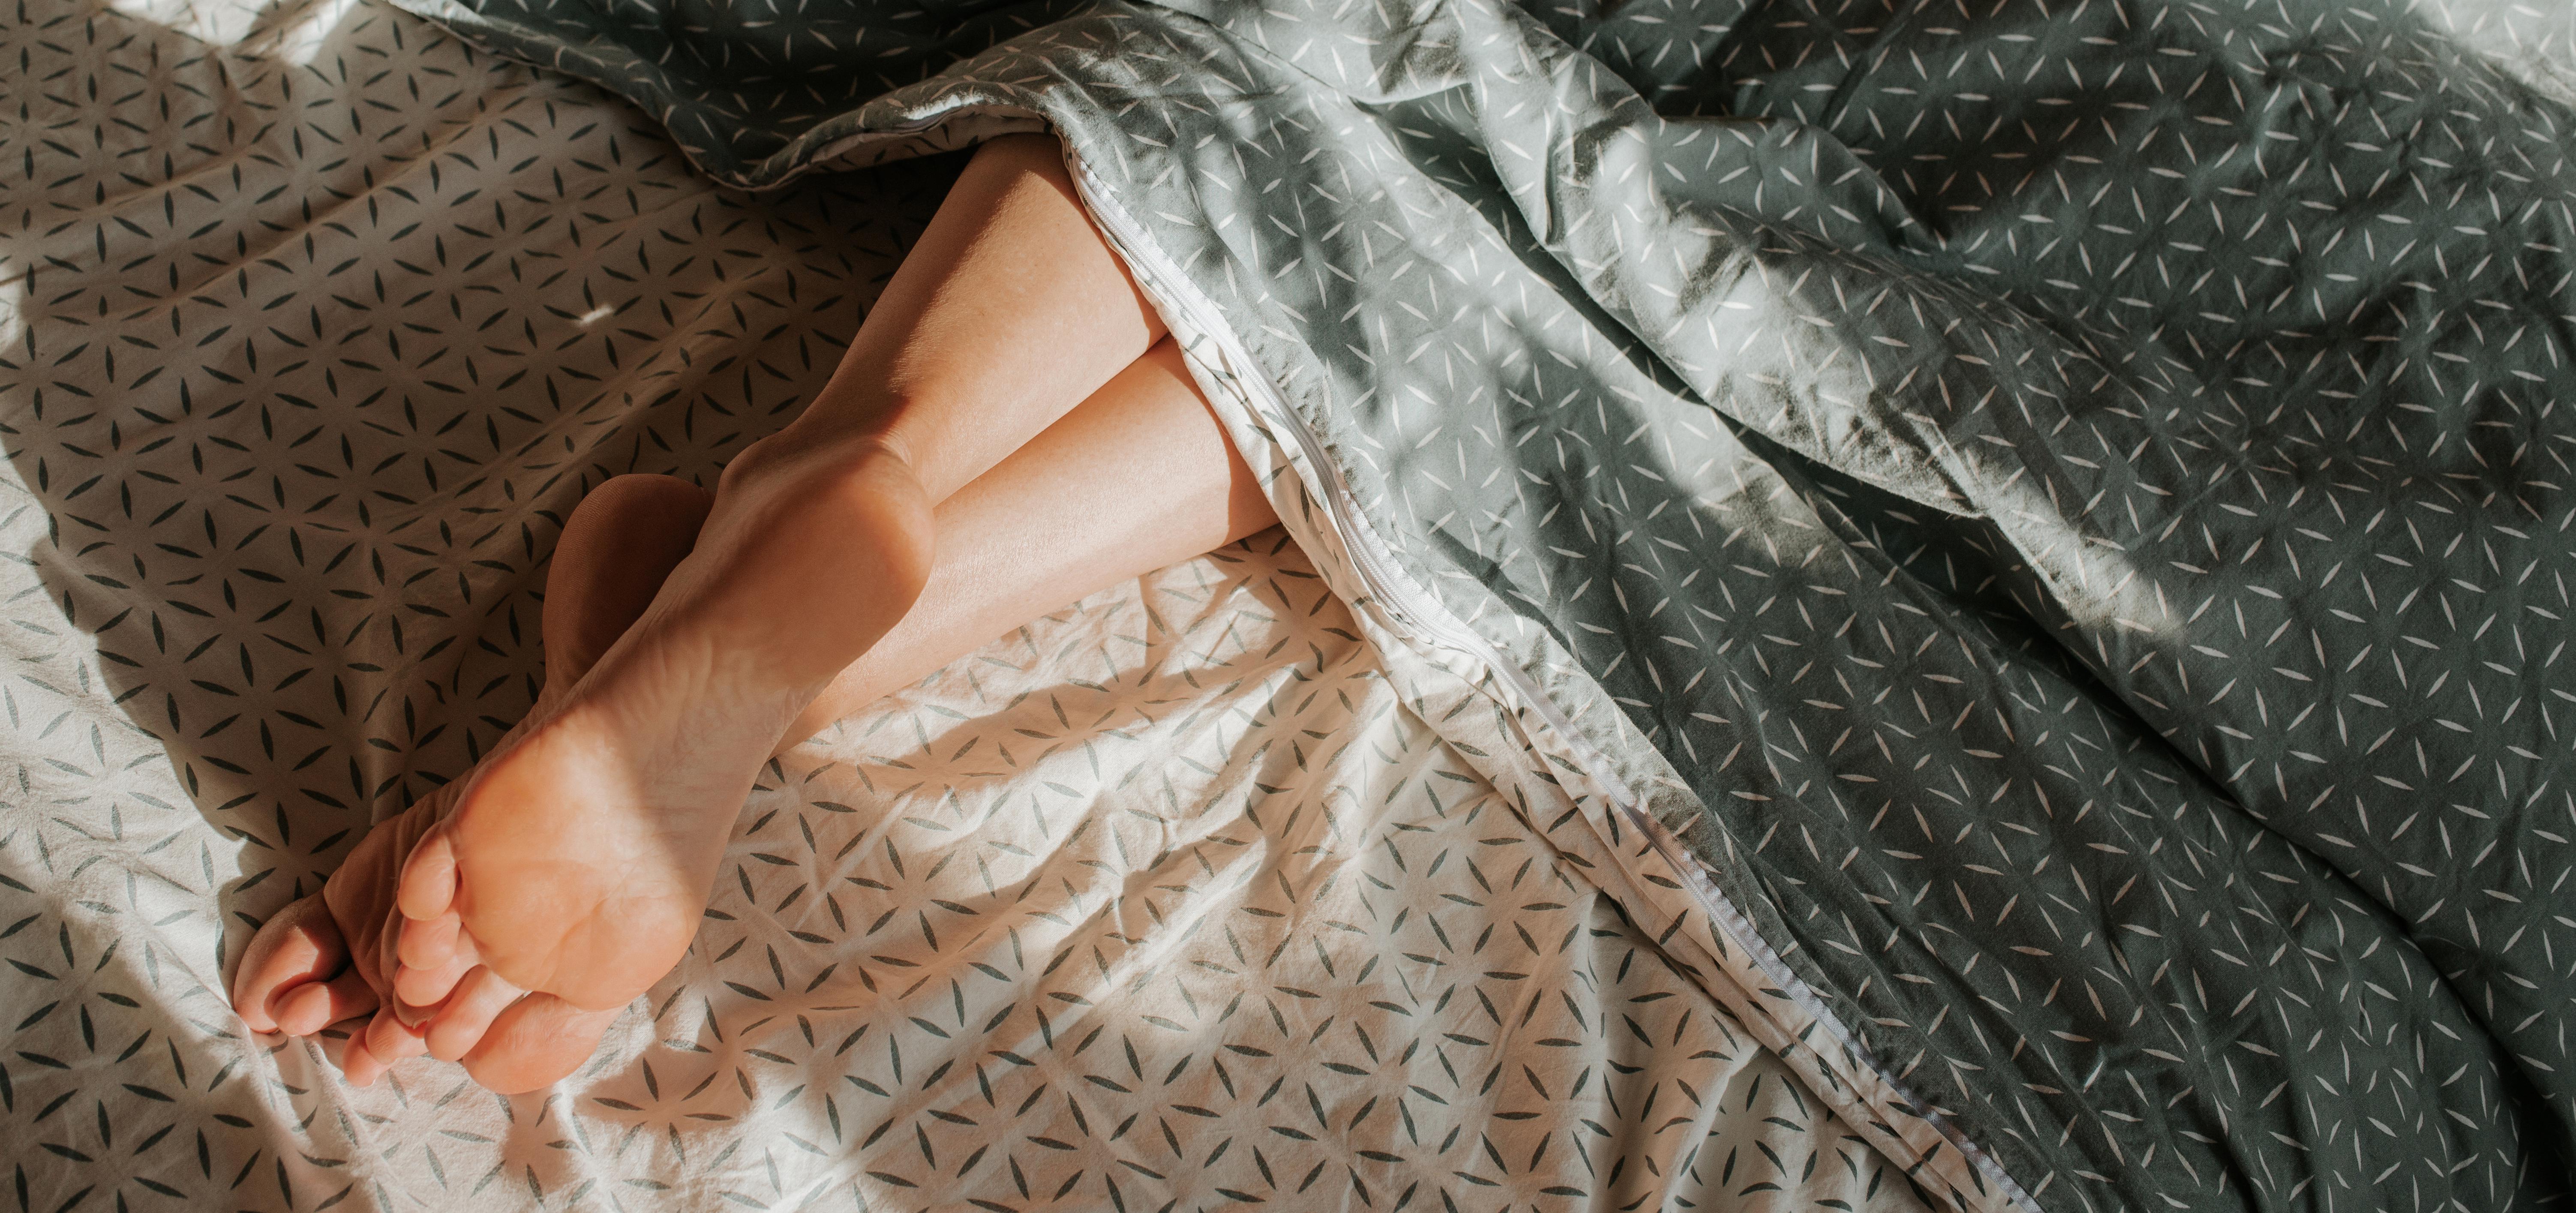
xmin=0 ymin=0 xmax=953 ymax=990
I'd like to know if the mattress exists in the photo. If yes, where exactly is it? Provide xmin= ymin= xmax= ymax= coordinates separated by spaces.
xmin=0 ymin=1 xmax=1930 ymax=1209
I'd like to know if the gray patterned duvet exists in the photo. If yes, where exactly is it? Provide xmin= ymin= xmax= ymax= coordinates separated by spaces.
xmin=348 ymin=0 xmax=2576 ymax=1207
xmin=0 ymin=0 xmax=1937 ymax=1210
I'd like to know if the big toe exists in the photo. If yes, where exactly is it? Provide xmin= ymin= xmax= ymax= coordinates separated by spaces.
xmin=461 ymin=995 xmax=622 ymax=1094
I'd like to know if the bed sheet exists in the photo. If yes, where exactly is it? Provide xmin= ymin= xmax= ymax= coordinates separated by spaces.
xmin=0 ymin=1 xmax=1943 ymax=1209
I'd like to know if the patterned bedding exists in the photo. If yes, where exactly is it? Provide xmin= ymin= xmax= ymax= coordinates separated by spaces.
xmin=0 ymin=1 xmax=1929 ymax=1209
xmin=327 ymin=0 xmax=2576 ymax=1207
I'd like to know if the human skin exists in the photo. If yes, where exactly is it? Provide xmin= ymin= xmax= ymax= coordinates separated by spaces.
xmin=233 ymin=135 xmax=1276 ymax=1086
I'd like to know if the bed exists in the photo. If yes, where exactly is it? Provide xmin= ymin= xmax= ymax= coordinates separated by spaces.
xmin=0 ymin=0 xmax=1935 ymax=1208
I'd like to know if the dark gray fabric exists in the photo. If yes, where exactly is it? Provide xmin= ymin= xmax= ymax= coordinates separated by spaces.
xmin=351 ymin=0 xmax=2576 ymax=1205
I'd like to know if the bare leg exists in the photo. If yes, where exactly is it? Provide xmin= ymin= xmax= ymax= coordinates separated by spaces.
xmin=387 ymin=133 xmax=1176 ymax=1015
xmin=245 ymin=335 xmax=1276 ymax=1090
xmin=778 ymin=341 xmax=1270 ymax=745
xmin=781 ymin=133 xmax=1169 ymax=502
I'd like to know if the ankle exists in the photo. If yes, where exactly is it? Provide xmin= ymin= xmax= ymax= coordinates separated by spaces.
xmin=686 ymin=429 xmax=938 ymax=690
xmin=724 ymin=422 xmax=916 ymax=498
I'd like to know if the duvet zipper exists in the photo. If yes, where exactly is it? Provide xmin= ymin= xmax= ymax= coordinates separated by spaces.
xmin=1059 ymin=145 xmax=2037 ymax=1213
xmin=1057 ymin=151 xmax=1642 ymax=810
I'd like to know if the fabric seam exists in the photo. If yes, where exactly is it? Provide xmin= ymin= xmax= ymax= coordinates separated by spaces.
xmin=1050 ymin=130 xmax=2046 ymax=1213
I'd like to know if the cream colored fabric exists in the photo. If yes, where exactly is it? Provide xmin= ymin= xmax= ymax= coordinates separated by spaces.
xmin=0 ymin=1 xmax=1936 ymax=1208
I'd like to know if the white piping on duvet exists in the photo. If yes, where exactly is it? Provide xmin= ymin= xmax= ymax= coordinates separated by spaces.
xmin=1052 ymin=139 xmax=2044 ymax=1213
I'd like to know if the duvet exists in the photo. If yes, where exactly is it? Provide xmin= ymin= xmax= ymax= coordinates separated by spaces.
xmin=368 ymin=0 xmax=2576 ymax=1205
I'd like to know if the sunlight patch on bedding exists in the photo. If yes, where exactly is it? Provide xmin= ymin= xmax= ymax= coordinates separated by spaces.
xmin=254 ymin=0 xmax=362 ymax=63
xmin=95 ymin=0 xmax=197 ymax=26
xmin=96 ymin=0 xmax=365 ymax=60
xmin=96 ymin=0 xmax=256 ymax=46
xmin=0 ymin=275 xmax=20 ymax=354
xmin=1986 ymin=470 xmax=2184 ymax=646
xmin=2397 ymin=0 xmax=2576 ymax=104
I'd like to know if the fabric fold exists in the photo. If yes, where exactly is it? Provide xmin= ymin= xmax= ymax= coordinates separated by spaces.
xmin=366 ymin=0 xmax=2576 ymax=1204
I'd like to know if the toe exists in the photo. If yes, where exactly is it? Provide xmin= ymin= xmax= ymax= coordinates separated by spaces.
xmin=360 ymin=1005 xmax=430 ymax=1076
xmin=462 ymin=995 xmax=621 ymax=1095
xmin=392 ymin=949 xmax=477 ymax=1011
xmin=395 ymin=910 xmax=461 ymax=972
xmin=395 ymin=826 xmax=459 ymax=922
xmin=274 ymin=968 xmax=381 ymax=1037
xmin=232 ymin=894 xmax=346 ymax=1035
xmin=338 ymin=1029 xmax=388 ymax=1088
xmin=426 ymin=967 xmax=524 ymax=1062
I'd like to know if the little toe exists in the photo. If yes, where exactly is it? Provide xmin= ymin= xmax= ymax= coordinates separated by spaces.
xmin=426 ymin=967 xmax=525 ymax=1062
xmin=274 ymin=968 xmax=380 ymax=1038
xmin=462 ymin=995 xmax=622 ymax=1095
xmin=338 ymin=1029 xmax=389 ymax=1088
xmin=394 ymin=826 xmax=459 ymax=922
xmin=233 ymin=893 xmax=347 ymax=1034
xmin=361 ymin=1005 xmax=430 ymax=1073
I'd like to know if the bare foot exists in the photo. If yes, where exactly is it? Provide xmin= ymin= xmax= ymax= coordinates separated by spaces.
xmin=233 ymin=793 xmax=621 ymax=1090
xmin=389 ymin=437 xmax=935 ymax=1013
xmin=231 ymin=474 xmax=714 ymax=1091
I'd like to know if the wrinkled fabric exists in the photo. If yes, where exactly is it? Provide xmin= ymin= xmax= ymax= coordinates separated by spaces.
xmin=0 ymin=1 xmax=1952 ymax=1209
xmin=380 ymin=0 xmax=2576 ymax=1205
